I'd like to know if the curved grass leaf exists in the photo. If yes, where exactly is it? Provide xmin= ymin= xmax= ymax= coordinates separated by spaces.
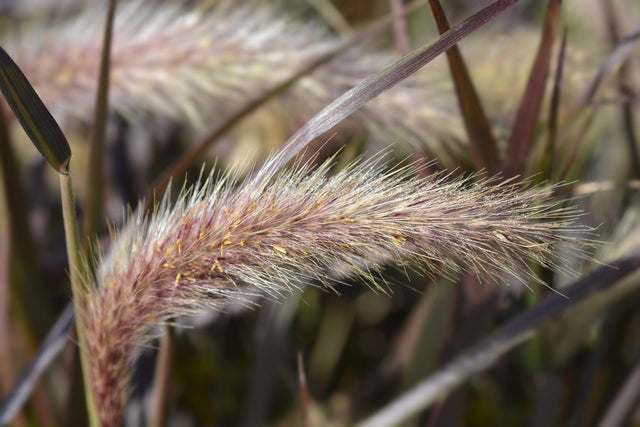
xmin=0 ymin=47 xmax=70 ymax=174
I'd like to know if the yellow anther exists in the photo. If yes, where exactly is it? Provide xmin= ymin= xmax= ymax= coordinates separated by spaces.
xmin=175 ymin=273 xmax=181 ymax=286
xmin=231 ymin=221 xmax=240 ymax=228
xmin=221 ymin=240 xmax=232 ymax=256
xmin=198 ymin=232 xmax=204 ymax=240
xmin=224 ymin=232 xmax=231 ymax=239
xmin=240 ymin=240 xmax=244 ymax=246
xmin=177 ymin=239 xmax=182 ymax=253
xmin=273 ymin=246 xmax=287 ymax=256
xmin=225 ymin=207 xmax=232 ymax=220
xmin=392 ymin=236 xmax=406 ymax=247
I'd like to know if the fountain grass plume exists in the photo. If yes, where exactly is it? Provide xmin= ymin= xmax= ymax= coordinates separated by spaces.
xmin=78 ymin=152 xmax=587 ymax=425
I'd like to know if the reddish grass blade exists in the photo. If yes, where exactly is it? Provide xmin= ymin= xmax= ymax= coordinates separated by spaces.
xmin=501 ymin=0 xmax=561 ymax=178
xmin=260 ymin=0 xmax=522 ymax=182
xmin=428 ymin=0 xmax=499 ymax=174
xmin=0 ymin=47 xmax=71 ymax=174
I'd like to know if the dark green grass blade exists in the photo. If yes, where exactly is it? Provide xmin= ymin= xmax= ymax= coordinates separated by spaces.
xmin=0 ymin=47 xmax=71 ymax=174
xmin=428 ymin=0 xmax=499 ymax=174
xmin=258 ymin=0 xmax=522 ymax=183
xmin=501 ymin=0 xmax=561 ymax=178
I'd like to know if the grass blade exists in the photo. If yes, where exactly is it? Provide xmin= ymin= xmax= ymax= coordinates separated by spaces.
xmin=538 ymin=26 xmax=568 ymax=181
xmin=0 ymin=103 xmax=52 ymax=342
xmin=0 ymin=47 xmax=70 ymax=174
xmin=428 ymin=0 xmax=499 ymax=174
xmin=82 ymin=0 xmax=117 ymax=247
xmin=501 ymin=0 xmax=561 ymax=178
xmin=581 ymin=27 xmax=640 ymax=105
xmin=0 ymin=304 xmax=74 ymax=426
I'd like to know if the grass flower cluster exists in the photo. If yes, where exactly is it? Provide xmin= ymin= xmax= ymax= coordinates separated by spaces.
xmin=79 ymin=153 xmax=584 ymax=425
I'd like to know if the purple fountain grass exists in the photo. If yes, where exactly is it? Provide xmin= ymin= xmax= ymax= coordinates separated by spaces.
xmin=77 ymin=152 xmax=586 ymax=425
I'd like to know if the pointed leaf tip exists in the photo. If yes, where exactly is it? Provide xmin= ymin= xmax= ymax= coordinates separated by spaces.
xmin=0 ymin=47 xmax=71 ymax=175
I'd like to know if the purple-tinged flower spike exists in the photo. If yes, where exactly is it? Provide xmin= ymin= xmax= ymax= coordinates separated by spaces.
xmin=78 ymin=154 xmax=587 ymax=425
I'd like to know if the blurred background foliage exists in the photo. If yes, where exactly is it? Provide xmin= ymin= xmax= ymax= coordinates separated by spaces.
xmin=1 ymin=0 xmax=640 ymax=426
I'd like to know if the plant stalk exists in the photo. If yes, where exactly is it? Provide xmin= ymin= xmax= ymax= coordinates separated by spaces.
xmin=60 ymin=172 xmax=100 ymax=427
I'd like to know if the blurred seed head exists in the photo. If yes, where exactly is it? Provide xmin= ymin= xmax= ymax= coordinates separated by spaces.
xmin=1 ymin=0 xmax=466 ymax=163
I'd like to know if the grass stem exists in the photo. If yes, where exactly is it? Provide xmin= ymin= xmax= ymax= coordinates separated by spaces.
xmin=60 ymin=173 xmax=100 ymax=427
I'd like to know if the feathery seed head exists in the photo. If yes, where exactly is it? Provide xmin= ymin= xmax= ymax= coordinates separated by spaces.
xmin=79 ymin=154 xmax=587 ymax=424
xmin=2 ymin=0 xmax=466 ymax=162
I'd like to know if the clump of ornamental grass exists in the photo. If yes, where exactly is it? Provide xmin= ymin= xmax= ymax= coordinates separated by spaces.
xmin=1 ymin=0 xmax=464 ymax=158
xmin=77 ymin=150 xmax=587 ymax=426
